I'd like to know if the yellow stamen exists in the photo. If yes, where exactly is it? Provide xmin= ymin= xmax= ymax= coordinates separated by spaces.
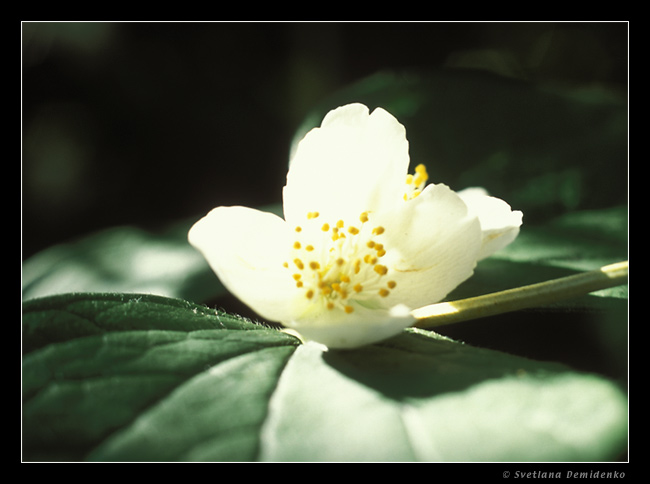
xmin=372 ymin=226 xmax=385 ymax=235
xmin=293 ymin=241 xmax=301 ymax=249
xmin=344 ymin=305 xmax=354 ymax=314
xmin=387 ymin=280 xmax=397 ymax=289
xmin=294 ymin=259 xmax=304 ymax=270
xmin=305 ymin=245 xmax=314 ymax=252
xmin=321 ymin=223 xmax=330 ymax=231
xmin=379 ymin=288 xmax=390 ymax=297
xmin=309 ymin=261 xmax=320 ymax=270
xmin=414 ymin=164 xmax=429 ymax=187
xmin=374 ymin=264 xmax=388 ymax=276
xmin=353 ymin=283 xmax=363 ymax=293
xmin=360 ymin=212 xmax=369 ymax=223
xmin=306 ymin=289 xmax=314 ymax=299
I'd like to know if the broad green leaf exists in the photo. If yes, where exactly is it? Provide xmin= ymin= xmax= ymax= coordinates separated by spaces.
xmin=23 ymin=293 xmax=627 ymax=462
xmin=21 ymin=221 xmax=225 ymax=303
xmin=22 ymin=293 xmax=300 ymax=461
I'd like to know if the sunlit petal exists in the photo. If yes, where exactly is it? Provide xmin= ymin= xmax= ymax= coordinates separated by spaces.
xmin=283 ymin=103 xmax=409 ymax=225
xmin=458 ymin=187 xmax=523 ymax=260
xmin=189 ymin=206 xmax=300 ymax=323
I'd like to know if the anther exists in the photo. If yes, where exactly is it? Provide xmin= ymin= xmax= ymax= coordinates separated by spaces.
xmin=305 ymin=245 xmax=314 ymax=251
xmin=348 ymin=226 xmax=359 ymax=235
xmin=293 ymin=241 xmax=301 ymax=249
xmin=294 ymin=259 xmax=304 ymax=270
xmin=344 ymin=305 xmax=354 ymax=314
xmin=321 ymin=223 xmax=330 ymax=231
xmin=336 ymin=220 xmax=345 ymax=228
xmin=364 ymin=254 xmax=378 ymax=265
xmin=306 ymin=289 xmax=314 ymax=299
xmin=378 ymin=288 xmax=390 ymax=297
xmin=295 ymin=226 xmax=302 ymax=233
xmin=309 ymin=261 xmax=320 ymax=270
xmin=374 ymin=264 xmax=388 ymax=276
xmin=372 ymin=226 xmax=385 ymax=235
xmin=307 ymin=212 xmax=320 ymax=219
xmin=360 ymin=212 xmax=369 ymax=223
xmin=387 ymin=280 xmax=397 ymax=289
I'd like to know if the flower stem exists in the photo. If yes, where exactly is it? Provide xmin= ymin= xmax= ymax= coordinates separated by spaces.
xmin=412 ymin=261 xmax=628 ymax=328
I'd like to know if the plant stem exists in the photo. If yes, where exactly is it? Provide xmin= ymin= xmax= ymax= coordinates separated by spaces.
xmin=412 ymin=261 xmax=628 ymax=329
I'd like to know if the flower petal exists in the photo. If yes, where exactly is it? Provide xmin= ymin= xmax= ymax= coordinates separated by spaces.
xmin=188 ymin=206 xmax=300 ymax=323
xmin=287 ymin=303 xmax=415 ymax=349
xmin=376 ymin=183 xmax=483 ymax=308
xmin=457 ymin=187 xmax=523 ymax=260
xmin=283 ymin=103 xmax=410 ymax=225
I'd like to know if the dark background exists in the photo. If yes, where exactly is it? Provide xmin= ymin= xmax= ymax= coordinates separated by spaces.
xmin=22 ymin=22 xmax=627 ymax=260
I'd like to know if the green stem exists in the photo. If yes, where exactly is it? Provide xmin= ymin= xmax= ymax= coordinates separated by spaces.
xmin=412 ymin=261 xmax=628 ymax=329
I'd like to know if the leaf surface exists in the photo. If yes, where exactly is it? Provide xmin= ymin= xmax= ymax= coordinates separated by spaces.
xmin=23 ymin=293 xmax=627 ymax=462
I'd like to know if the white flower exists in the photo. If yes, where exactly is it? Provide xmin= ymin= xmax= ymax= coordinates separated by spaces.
xmin=189 ymin=103 xmax=522 ymax=349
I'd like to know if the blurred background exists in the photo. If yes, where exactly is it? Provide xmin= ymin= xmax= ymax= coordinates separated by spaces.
xmin=22 ymin=22 xmax=628 ymax=260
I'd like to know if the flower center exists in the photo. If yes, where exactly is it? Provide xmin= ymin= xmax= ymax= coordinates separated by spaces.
xmin=283 ymin=211 xmax=396 ymax=315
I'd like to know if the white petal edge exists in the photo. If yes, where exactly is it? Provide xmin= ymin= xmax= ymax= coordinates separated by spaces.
xmin=288 ymin=303 xmax=415 ymax=349
xmin=188 ymin=206 xmax=301 ymax=324
xmin=457 ymin=187 xmax=523 ymax=260
xmin=375 ymin=183 xmax=483 ymax=309
xmin=283 ymin=103 xmax=410 ymax=225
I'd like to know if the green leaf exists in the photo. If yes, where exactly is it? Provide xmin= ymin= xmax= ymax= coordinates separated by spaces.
xmin=21 ymin=221 xmax=225 ymax=303
xmin=23 ymin=293 xmax=626 ymax=462
xmin=22 ymin=293 xmax=300 ymax=461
